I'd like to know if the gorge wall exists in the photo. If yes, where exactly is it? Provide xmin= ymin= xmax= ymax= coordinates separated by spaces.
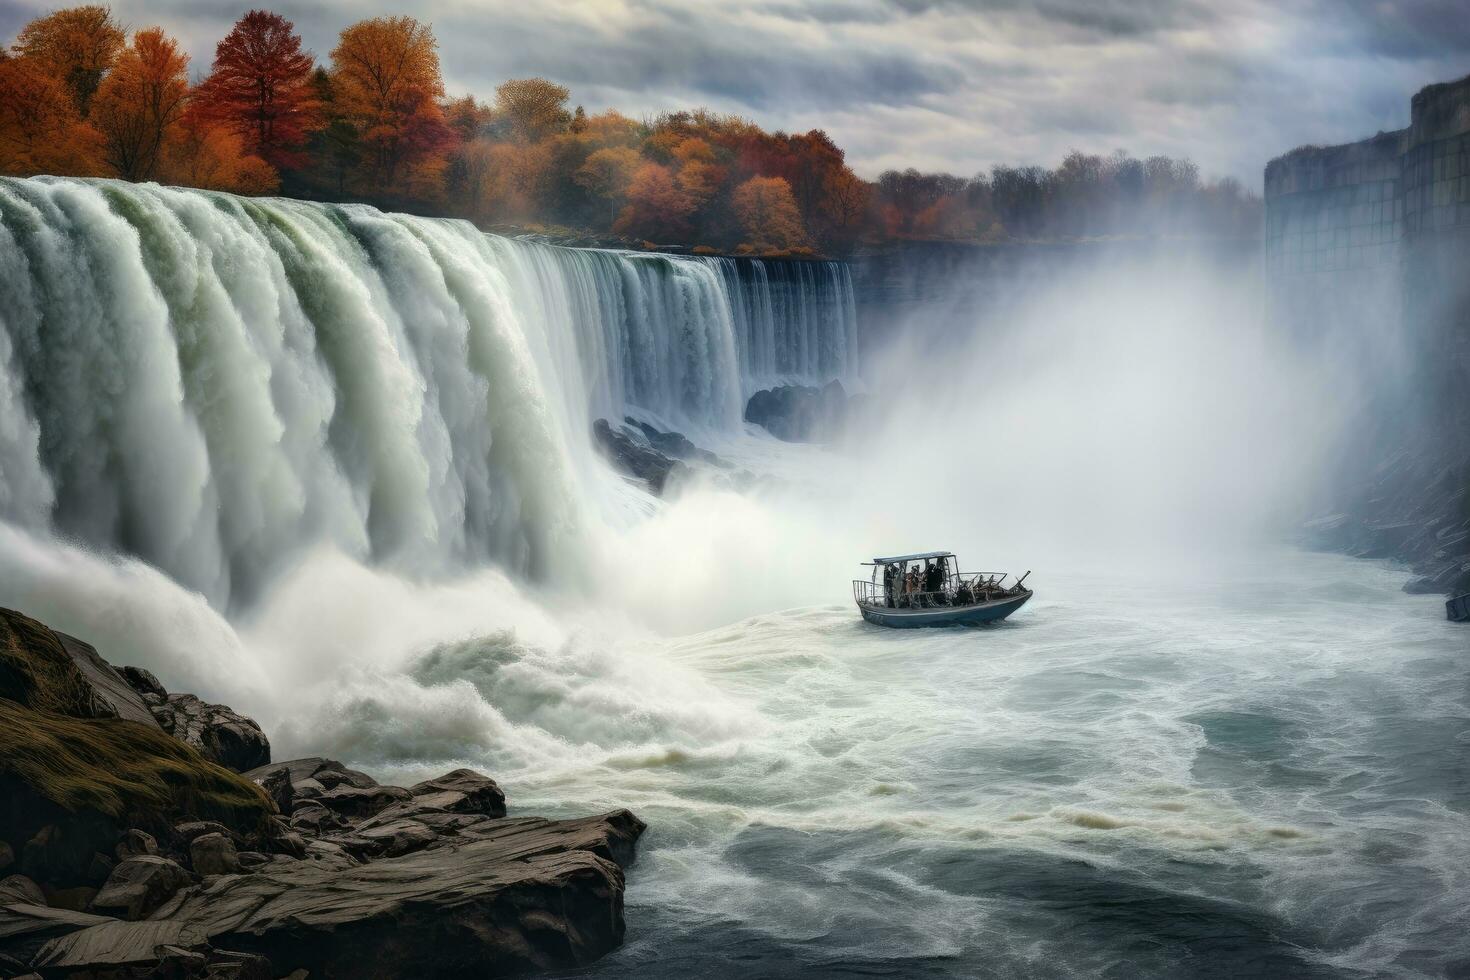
xmin=1265 ymin=72 xmax=1470 ymax=600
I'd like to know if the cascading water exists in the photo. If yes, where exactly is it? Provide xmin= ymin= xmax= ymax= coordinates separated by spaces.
xmin=0 ymin=176 xmax=857 ymax=609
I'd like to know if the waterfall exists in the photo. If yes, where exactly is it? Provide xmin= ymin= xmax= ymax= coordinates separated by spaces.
xmin=0 ymin=177 xmax=857 ymax=608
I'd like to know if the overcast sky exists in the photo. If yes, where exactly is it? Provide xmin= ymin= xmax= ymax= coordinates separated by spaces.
xmin=5 ymin=0 xmax=1467 ymax=185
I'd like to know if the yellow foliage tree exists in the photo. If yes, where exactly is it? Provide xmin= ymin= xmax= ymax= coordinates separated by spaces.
xmin=494 ymin=77 xmax=570 ymax=142
xmin=731 ymin=175 xmax=807 ymax=252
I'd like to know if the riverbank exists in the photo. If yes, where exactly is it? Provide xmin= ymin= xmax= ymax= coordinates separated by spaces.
xmin=0 ymin=607 xmax=644 ymax=978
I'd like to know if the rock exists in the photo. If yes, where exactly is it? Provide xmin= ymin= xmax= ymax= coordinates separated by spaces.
xmin=19 ymin=821 xmax=118 ymax=887
xmin=92 ymin=855 xmax=192 ymax=920
xmin=42 ymin=885 xmax=96 ymax=913
xmin=287 ymin=801 xmax=348 ymax=836
xmin=176 ymin=821 xmax=237 ymax=845
xmin=50 ymin=631 xmax=162 ymax=728
xmin=256 ymin=767 xmax=294 ymax=815
xmin=150 ymin=693 xmax=271 ymax=772
xmin=84 ymin=851 xmax=114 ymax=885
xmin=0 ymin=841 xmax=12 ymax=873
xmin=0 ymin=873 xmax=45 ymax=905
xmin=160 ymin=810 xmax=646 ymax=977
xmin=623 ymin=418 xmax=728 ymax=467
xmin=114 ymin=829 xmax=158 ymax=861
xmin=408 ymin=768 xmax=507 ymax=818
xmin=313 ymin=784 xmax=413 ymax=821
xmin=592 ymin=418 xmax=684 ymax=493
xmin=236 ymin=851 xmax=271 ymax=870
xmin=744 ymin=380 xmax=849 ymax=442
xmin=31 ymin=919 xmax=210 ymax=972
xmin=0 ymin=902 xmax=113 ymax=966
xmin=190 ymin=834 xmax=240 ymax=877
xmin=118 ymin=665 xmax=167 ymax=700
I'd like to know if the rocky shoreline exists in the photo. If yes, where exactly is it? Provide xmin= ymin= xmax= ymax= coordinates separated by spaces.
xmin=1303 ymin=446 xmax=1469 ymax=620
xmin=0 ymin=608 xmax=645 ymax=978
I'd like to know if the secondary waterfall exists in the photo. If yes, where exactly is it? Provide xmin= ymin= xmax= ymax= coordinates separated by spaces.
xmin=0 ymin=177 xmax=857 ymax=608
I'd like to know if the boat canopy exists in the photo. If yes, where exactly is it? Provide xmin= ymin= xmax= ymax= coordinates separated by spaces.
xmin=867 ymin=551 xmax=954 ymax=565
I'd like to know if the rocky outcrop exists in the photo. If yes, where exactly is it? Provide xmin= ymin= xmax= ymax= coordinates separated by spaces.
xmin=744 ymin=380 xmax=850 ymax=442
xmin=592 ymin=418 xmax=684 ymax=493
xmin=1303 ymin=449 xmax=1470 ymax=618
xmin=1 ymin=609 xmax=647 ymax=977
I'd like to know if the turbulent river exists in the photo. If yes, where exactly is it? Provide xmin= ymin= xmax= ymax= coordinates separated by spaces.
xmin=1 ymin=177 xmax=1466 ymax=979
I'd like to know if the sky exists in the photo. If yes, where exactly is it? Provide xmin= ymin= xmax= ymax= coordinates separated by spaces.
xmin=4 ymin=0 xmax=1468 ymax=186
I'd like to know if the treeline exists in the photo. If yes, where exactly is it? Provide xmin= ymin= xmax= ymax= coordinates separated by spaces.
xmin=872 ymin=153 xmax=1261 ymax=242
xmin=0 ymin=6 xmax=1259 ymax=255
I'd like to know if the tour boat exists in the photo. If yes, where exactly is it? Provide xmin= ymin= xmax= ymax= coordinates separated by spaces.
xmin=854 ymin=551 xmax=1032 ymax=628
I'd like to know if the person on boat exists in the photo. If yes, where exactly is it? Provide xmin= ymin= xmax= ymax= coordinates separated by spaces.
xmin=883 ymin=563 xmax=897 ymax=608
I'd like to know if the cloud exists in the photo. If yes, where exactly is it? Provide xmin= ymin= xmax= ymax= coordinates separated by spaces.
xmin=4 ymin=0 xmax=1466 ymax=185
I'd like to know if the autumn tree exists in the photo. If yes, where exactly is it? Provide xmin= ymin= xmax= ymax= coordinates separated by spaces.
xmin=329 ymin=16 xmax=453 ymax=192
xmin=90 ymin=27 xmax=189 ymax=181
xmin=159 ymin=113 xmax=278 ymax=193
xmin=574 ymin=146 xmax=640 ymax=224
xmin=0 ymin=56 xmax=103 ymax=175
xmin=192 ymin=10 xmax=317 ymax=169
xmin=12 ymin=5 xmax=123 ymax=116
xmin=494 ymin=77 xmax=570 ymax=142
xmin=731 ymin=175 xmax=806 ymax=252
xmin=614 ymin=162 xmax=695 ymax=242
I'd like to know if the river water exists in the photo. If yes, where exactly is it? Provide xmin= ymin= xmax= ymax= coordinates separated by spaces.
xmin=502 ymin=550 xmax=1467 ymax=980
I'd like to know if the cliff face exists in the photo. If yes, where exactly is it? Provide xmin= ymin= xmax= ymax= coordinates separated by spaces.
xmin=1266 ymin=73 xmax=1470 ymax=608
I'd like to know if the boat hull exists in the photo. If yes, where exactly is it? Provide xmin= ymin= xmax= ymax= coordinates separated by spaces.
xmin=858 ymin=591 xmax=1031 ymax=629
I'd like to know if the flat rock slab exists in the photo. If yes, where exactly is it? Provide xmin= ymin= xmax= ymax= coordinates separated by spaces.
xmin=159 ymin=811 xmax=646 ymax=978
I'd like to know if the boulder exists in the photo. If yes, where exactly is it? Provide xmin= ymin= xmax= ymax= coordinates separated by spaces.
xmin=407 ymin=769 xmax=506 ymax=818
xmin=190 ymin=834 xmax=240 ymax=877
xmin=0 ymin=874 xmax=45 ymax=905
xmin=255 ymin=767 xmax=294 ymax=815
xmin=623 ymin=418 xmax=728 ymax=467
xmin=592 ymin=418 xmax=683 ymax=493
xmin=743 ymin=380 xmax=849 ymax=443
xmin=160 ymin=810 xmax=646 ymax=978
xmin=313 ymin=784 xmax=413 ymax=822
xmin=118 ymin=665 xmax=167 ymax=700
xmin=91 ymin=855 xmax=192 ymax=920
xmin=150 ymin=693 xmax=270 ymax=773
xmin=114 ymin=829 xmax=157 ymax=862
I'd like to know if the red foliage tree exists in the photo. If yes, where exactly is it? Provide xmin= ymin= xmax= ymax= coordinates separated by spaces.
xmin=192 ymin=10 xmax=317 ymax=169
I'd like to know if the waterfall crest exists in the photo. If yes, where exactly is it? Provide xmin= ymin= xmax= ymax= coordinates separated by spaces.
xmin=0 ymin=177 xmax=856 ymax=607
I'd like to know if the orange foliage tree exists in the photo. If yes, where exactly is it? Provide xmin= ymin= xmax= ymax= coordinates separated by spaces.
xmin=90 ymin=27 xmax=190 ymax=181
xmin=614 ymin=162 xmax=696 ymax=242
xmin=573 ymin=146 xmax=640 ymax=224
xmin=0 ymin=56 xmax=102 ymax=175
xmin=731 ymin=175 xmax=806 ymax=252
xmin=329 ymin=16 xmax=454 ymax=194
xmin=192 ymin=10 xmax=317 ymax=169
xmin=159 ymin=113 xmax=279 ymax=193
xmin=11 ymin=4 xmax=123 ymax=116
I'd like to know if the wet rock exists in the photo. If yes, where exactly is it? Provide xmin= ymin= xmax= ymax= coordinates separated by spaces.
xmin=0 ymin=873 xmax=45 ymax=905
xmin=92 ymin=855 xmax=192 ymax=920
xmin=256 ymin=767 xmax=294 ymax=815
xmin=150 ymin=693 xmax=270 ymax=772
xmin=314 ymin=784 xmax=413 ymax=822
xmin=623 ymin=418 xmax=728 ymax=467
xmin=118 ymin=665 xmax=167 ymax=700
xmin=114 ymin=829 xmax=157 ymax=862
xmin=42 ymin=885 xmax=96 ymax=913
xmin=175 ymin=821 xmax=237 ymax=845
xmin=744 ymin=380 xmax=849 ymax=442
xmin=190 ymin=834 xmax=240 ymax=877
xmin=162 ymin=810 xmax=646 ymax=978
xmin=592 ymin=418 xmax=683 ymax=493
xmin=407 ymin=768 xmax=507 ymax=818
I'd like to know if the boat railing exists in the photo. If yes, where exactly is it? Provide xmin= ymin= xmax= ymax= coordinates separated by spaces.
xmin=853 ymin=571 xmax=1030 ymax=609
